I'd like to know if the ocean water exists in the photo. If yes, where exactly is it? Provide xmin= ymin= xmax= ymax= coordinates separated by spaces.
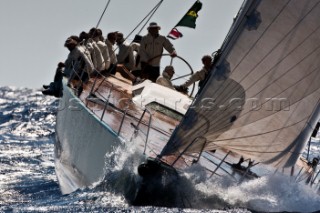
xmin=0 ymin=87 xmax=319 ymax=213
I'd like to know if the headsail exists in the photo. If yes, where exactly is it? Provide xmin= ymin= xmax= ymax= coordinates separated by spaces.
xmin=161 ymin=0 xmax=320 ymax=168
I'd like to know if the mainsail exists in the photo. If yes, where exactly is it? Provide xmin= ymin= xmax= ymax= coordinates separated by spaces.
xmin=161 ymin=0 xmax=320 ymax=168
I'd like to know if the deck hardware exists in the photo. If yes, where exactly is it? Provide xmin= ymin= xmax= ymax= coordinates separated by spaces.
xmin=171 ymin=137 xmax=206 ymax=167
xmin=100 ymin=84 xmax=114 ymax=121
xmin=209 ymin=151 xmax=231 ymax=178
xmin=118 ymin=107 xmax=128 ymax=135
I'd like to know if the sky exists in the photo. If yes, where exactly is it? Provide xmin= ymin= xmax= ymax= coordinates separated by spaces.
xmin=0 ymin=0 xmax=243 ymax=89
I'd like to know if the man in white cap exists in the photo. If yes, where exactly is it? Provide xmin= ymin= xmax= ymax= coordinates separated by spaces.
xmin=156 ymin=65 xmax=175 ymax=90
xmin=139 ymin=22 xmax=177 ymax=82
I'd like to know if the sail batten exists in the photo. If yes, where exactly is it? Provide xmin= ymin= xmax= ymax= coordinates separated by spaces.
xmin=161 ymin=0 xmax=320 ymax=168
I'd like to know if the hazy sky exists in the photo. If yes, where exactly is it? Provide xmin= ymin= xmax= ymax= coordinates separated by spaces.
xmin=0 ymin=0 xmax=243 ymax=88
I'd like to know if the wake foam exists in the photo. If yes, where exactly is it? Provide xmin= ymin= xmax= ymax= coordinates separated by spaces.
xmin=180 ymin=164 xmax=320 ymax=212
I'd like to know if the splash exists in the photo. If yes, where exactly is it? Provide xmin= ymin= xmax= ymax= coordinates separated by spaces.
xmin=177 ymin=164 xmax=320 ymax=212
xmin=99 ymin=138 xmax=146 ymax=201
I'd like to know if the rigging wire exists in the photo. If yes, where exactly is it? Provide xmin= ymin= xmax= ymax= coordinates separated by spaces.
xmin=95 ymin=0 xmax=112 ymax=29
xmin=136 ymin=0 xmax=163 ymax=35
xmin=93 ymin=0 xmax=163 ymax=44
xmin=120 ymin=0 xmax=164 ymax=45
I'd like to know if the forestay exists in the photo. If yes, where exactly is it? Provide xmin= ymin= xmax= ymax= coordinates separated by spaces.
xmin=161 ymin=0 xmax=320 ymax=168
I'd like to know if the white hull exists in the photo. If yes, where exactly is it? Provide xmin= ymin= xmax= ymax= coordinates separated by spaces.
xmin=55 ymin=82 xmax=121 ymax=194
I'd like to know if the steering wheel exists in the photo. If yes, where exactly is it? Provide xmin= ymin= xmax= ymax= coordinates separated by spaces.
xmin=146 ymin=53 xmax=195 ymax=97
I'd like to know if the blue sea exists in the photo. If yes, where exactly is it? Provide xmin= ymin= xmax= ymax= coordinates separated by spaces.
xmin=0 ymin=87 xmax=320 ymax=213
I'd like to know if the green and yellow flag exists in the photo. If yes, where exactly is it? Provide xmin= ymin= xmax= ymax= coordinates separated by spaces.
xmin=176 ymin=0 xmax=202 ymax=28
xmin=167 ymin=1 xmax=202 ymax=39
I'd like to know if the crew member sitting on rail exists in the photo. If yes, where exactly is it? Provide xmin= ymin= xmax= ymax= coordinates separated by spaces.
xmin=115 ymin=32 xmax=142 ymax=85
xmin=105 ymin=32 xmax=118 ymax=74
xmin=63 ymin=36 xmax=94 ymax=84
xmin=42 ymin=36 xmax=94 ymax=97
xmin=116 ymin=32 xmax=135 ymax=70
xmin=79 ymin=31 xmax=104 ymax=75
xmin=89 ymin=28 xmax=110 ymax=72
xmin=42 ymin=62 xmax=64 ymax=97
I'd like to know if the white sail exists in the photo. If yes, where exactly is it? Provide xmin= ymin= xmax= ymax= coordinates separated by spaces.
xmin=161 ymin=0 xmax=320 ymax=168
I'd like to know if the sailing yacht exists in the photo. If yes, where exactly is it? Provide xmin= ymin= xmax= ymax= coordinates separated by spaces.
xmin=54 ymin=0 xmax=320 ymax=206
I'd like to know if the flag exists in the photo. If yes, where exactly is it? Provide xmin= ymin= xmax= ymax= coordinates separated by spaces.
xmin=176 ymin=1 xmax=202 ymax=28
xmin=167 ymin=28 xmax=183 ymax=40
xmin=167 ymin=1 xmax=202 ymax=40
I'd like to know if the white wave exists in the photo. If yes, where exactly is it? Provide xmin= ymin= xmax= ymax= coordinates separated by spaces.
xmin=180 ymin=164 xmax=320 ymax=212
